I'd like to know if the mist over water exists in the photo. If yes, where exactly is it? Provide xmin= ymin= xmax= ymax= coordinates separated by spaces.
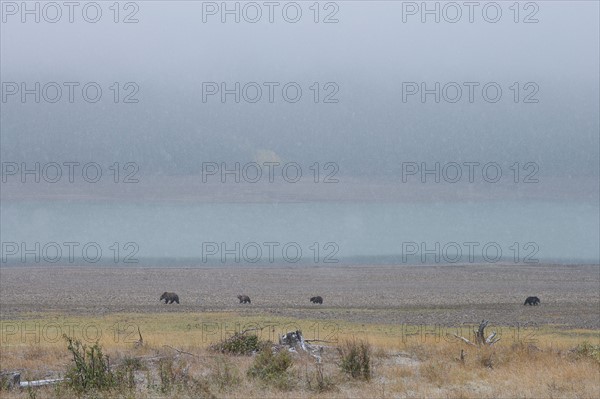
xmin=2 ymin=200 xmax=598 ymax=264
xmin=1 ymin=1 xmax=599 ymax=266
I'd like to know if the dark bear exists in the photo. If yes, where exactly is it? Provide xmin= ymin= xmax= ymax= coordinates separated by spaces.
xmin=524 ymin=296 xmax=540 ymax=306
xmin=237 ymin=295 xmax=251 ymax=304
xmin=310 ymin=296 xmax=323 ymax=304
xmin=160 ymin=292 xmax=179 ymax=304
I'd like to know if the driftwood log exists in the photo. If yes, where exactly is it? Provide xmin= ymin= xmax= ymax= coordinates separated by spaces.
xmin=452 ymin=320 xmax=500 ymax=346
xmin=1 ymin=372 xmax=67 ymax=390
xmin=278 ymin=330 xmax=327 ymax=363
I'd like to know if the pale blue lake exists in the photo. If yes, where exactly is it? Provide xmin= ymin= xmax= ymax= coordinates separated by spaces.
xmin=1 ymin=200 xmax=598 ymax=265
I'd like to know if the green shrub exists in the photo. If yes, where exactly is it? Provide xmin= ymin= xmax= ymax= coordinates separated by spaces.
xmin=210 ymin=332 xmax=263 ymax=355
xmin=306 ymin=361 xmax=336 ymax=392
xmin=63 ymin=335 xmax=115 ymax=393
xmin=158 ymin=357 xmax=176 ymax=394
xmin=247 ymin=348 xmax=295 ymax=390
xmin=574 ymin=341 xmax=600 ymax=364
xmin=156 ymin=357 xmax=214 ymax=398
xmin=210 ymin=356 xmax=241 ymax=391
xmin=0 ymin=374 xmax=12 ymax=391
xmin=338 ymin=339 xmax=371 ymax=380
xmin=114 ymin=356 xmax=145 ymax=390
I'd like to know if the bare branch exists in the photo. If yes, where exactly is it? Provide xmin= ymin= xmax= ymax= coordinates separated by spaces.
xmin=452 ymin=333 xmax=476 ymax=346
xmin=240 ymin=327 xmax=263 ymax=335
xmin=304 ymin=339 xmax=337 ymax=344
xmin=485 ymin=332 xmax=497 ymax=344
xmin=134 ymin=327 xmax=144 ymax=348
xmin=162 ymin=345 xmax=198 ymax=358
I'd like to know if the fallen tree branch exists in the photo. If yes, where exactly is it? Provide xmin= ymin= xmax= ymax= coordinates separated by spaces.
xmin=134 ymin=326 xmax=144 ymax=348
xmin=20 ymin=378 xmax=66 ymax=389
xmin=474 ymin=320 xmax=489 ymax=345
xmin=485 ymin=332 xmax=500 ymax=345
xmin=162 ymin=345 xmax=199 ymax=358
xmin=452 ymin=333 xmax=476 ymax=346
xmin=1 ymin=373 xmax=68 ymax=390
xmin=240 ymin=327 xmax=263 ymax=334
xmin=452 ymin=320 xmax=501 ymax=347
xmin=304 ymin=339 xmax=337 ymax=344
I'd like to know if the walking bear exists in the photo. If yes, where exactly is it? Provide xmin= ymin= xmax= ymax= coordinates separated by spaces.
xmin=237 ymin=295 xmax=251 ymax=304
xmin=524 ymin=296 xmax=540 ymax=306
xmin=160 ymin=292 xmax=179 ymax=304
xmin=310 ymin=296 xmax=323 ymax=304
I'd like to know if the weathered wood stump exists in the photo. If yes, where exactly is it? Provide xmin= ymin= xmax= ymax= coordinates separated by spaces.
xmin=452 ymin=320 xmax=500 ymax=346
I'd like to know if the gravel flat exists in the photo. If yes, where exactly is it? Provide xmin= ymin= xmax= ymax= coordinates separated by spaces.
xmin=1 ymin=264 xmax=598 ymax=329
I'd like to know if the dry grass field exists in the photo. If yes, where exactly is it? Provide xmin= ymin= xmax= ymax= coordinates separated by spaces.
xmin=1 ymin=264 xmax=599 ymax=398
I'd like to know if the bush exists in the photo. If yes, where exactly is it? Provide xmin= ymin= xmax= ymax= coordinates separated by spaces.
xmin=0 ymin=374 xmax=12 ymax=391
xmin=419 ymin=362 xmax=447 ymax=387
xmin=63 ymin=335 xmax=115 ymax=393
xmin=573 ymin=341 xmax=600 ymax=364
xmin=158 ymin=357 xmax=176 ymax=394
xmin=338 ymin=339 xmax=371 ymax=380
xmin=158 ymin=357 xmax=214 ymax=398
xmin=247 ymin=348 xmax=295 ymax=390
xmin=305 ymin=361 xmax=336 ymax=393
xmin=210 ymin=332 xmax=263 ymax=355
xmin=210 ymin=356 xmax=241 ymax=391
xmin=114 ymin=356 xmax=145 ymax=390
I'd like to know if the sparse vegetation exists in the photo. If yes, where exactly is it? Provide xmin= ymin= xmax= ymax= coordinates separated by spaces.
xmin=210 ymin=356 xmax=241 ymax=391
xmin=210 ymin=331 xmax=264 ymax=355
xmin=157 ymin=356 xmax=214 ymax=398
xmin=114 ymin=355 xmax=144 ymax=390
xmin=338 ymin=339 xmax=371 ymax=380
xmin=0 ymin=321 xmax=597 ymax=398
xmin=305 ymin=360 xmax=336 ymax=393
xmin=573 ymin=341 xmax=600 ymax=364
xmin=0 ymin=374 xmax=12 ymax=391
xmin=63 ymin=335 xmax=115 ymax=393
xmin=247 ymin=348 xmax=295 ymax=390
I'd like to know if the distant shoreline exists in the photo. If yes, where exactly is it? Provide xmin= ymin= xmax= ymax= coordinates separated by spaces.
xmin=1 ymin=175 xmax=598 ymax=203
xmin=1 ymin=260 xmax=598 ymax=268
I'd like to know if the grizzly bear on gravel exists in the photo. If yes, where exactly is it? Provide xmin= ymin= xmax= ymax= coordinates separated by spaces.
xmin=310 ymin=296 xmax=323 ymax=304
xmin=160 ymin=292 xmax=179 ymax=304
xmin=524 ymin=296 xmax=540 ymax=306
xmin=237 ymin=295 xmax=251 ymax=304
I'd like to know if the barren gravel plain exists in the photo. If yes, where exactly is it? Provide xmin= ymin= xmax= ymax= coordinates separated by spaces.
xmin=1 ymin=264 xmax=598 ymax=330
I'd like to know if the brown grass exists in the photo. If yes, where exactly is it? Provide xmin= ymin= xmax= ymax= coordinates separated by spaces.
xmin=1 ymin=313 xmax=599 ymax=398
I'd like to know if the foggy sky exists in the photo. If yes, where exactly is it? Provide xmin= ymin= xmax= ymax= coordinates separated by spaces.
xmin=1 ymin=1 xmax=598 ymax=179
